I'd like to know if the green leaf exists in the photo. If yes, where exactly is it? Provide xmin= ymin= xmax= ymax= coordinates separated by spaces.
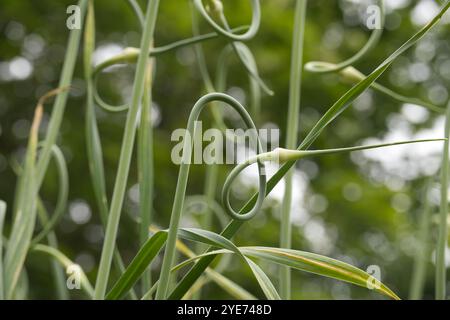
xmin=240 ymin=247 xmax=400 ymax=300
xmin=148 ymin=226 xmax=256 ymax=300
xmin=204 ymin=269 xmax=257 ymax=300
xmin=244 ymin=258 xmax=281 ymax=300
xmin=177 ymin=228 xmax=280 ymax=300
xmin=178 ymin=228 xmax=244 ymax=259
xmin=106 ymin=231 xmax=167 ymax=300
xmin=4 ymin=93 xmax=44 ymax=298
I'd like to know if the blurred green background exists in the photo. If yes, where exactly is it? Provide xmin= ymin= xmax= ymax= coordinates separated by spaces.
xmin=0 ymin=0 xmax=449 ymax=299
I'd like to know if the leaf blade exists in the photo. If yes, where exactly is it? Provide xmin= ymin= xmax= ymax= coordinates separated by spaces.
xmin=241 ymin=247 xmax=400 ymax=300
xmin=106 ymin=231 xmax=167 ymax=300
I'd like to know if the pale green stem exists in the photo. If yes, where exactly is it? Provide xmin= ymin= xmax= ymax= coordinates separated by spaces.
xmin=35 ymin=199 xmax=69 ymax=299
xmin=94 ymin=0 xmax=160 ymax=299
xmin=139 ymin=60 xmax=155 ymax=294
xmin=280 ymin=0 xmax=307 ymax=299
xmin=305 ymin=0 xmax=385 ymax=74
xmin=32 ymin=244 xmax=94 ymax=298
xmin=436 ymin=100 xmax=450 ymax=300
xmin=84 ymin=0 xmax=137 ymax=299
xmin=36 ymin=0 xmax=87 ymax=188
xmin=155 ymin=93 xmax=266 ymax=299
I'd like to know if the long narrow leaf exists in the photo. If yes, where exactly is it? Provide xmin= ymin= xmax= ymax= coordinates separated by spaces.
xmin=240 ymin=247 xmax=400 ymax=300
xmin=177 ymin=228 xmax=280 ymax=300
xmin=106 ymin=231 xmax=167 ymax=300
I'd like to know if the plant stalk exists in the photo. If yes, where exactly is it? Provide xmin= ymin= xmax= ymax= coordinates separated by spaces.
xmin=94 ymin=0 xmax=160 ymax=299
xmin=436 ymin=100 xmax=450 ymax=300
xmin=279 ymin=0 xmax=307 ymax=299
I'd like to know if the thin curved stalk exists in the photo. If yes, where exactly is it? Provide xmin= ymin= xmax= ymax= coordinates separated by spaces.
xmin=91 ymin=26 xmax=248 ymax=76
xmin=9 ymin=154 xmax=68 ymax=299
xmin=94 ymin=0 xmax=160 ymax=300
xmin=193 ymin=0 xmax=260 ymax=41
xmin=279 ymin=0 xmax=307 ymax=299
xmin=220 ymin=140 xmax=445 ymax=223
xmin=32 ymin=244 xmax=94 ymax=298
xmin=5 ymin=1 xmax=87 ymax=296
xmin=31 ymin=146 xmax=68 ymax=246
xmin=194 ymin=0 xmax=273 ymax=95
xmin=4 ymin=106 xmax=38 ymax=298
xmin=436 ymin=100 xmax=450 ymax=300
xmin=215 ymin=43 xmax=262 ymax=124
xmin=4 ymin=88 xmax=67 ymax=298
xmin=125 ymin=0 xmax=144 ymax=27
xmin=155 ymin=93 xmax=267 ymax=299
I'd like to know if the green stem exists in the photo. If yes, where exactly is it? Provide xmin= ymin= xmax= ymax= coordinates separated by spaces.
xmin=84 ymin=0 xmax=138 ymax=300
xmin=36 ymin=0 xmax=88 ymax=188
xmin=340 ymin=66 xmax=444 ymax=114
xmin=32 ymin=244 xmax=94 ymax=298
xmin=305 ymin=0 xmax=384 ymax=74
xmin=193 ymin=0 xmax=260 ymax=41
xmin=409 ymin=179 xmax=433 ymax=300
xmin=279 ymin=0 xmax=307 ymax=299
xmin=155 ymin=93 xmax=266 ymax=299
xmin=436 ymin=100 xmax=450 ymax=300
xmin=36 ymin=199 xmax=69 ymax=300
xmin=139 ymin=60 xmax=155 ymax=294
xmin=126 ymin=0 xmax=144 ymax=26
xmin=93 ymin=0 xmax=160 ymax=299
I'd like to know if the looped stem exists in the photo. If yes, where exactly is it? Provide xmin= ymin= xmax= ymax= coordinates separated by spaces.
xmin=193 ymin=0 xmax=261 ymax=42
xmin=93 ymin=70 xmax=130 ymax=112
xmin=155 ymin=92 xmax=266 ymax=299
xmin=305 ymin=0 xmax=385 ymax=74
